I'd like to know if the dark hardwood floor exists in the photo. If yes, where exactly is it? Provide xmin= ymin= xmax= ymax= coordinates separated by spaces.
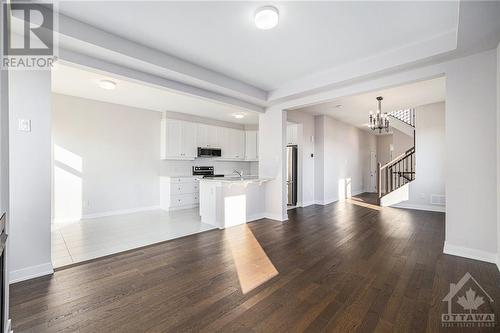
xmin=10 ymin=194 xmax=500 ymax=332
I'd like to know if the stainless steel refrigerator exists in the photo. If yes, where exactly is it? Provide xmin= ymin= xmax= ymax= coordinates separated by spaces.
xmin=286 ymin=145 xmax=298 ymax=206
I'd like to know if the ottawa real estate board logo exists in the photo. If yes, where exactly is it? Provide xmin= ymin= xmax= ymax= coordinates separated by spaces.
xmin=442 ymin=272 xmax=495 ymax=328
xmin=2 ymin=2 xmax=57 ymax=69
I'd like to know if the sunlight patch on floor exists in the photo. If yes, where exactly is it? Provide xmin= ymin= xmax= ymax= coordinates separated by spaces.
xmin=346 ymin=197 xmax=382 ymax=211
xmin=226 ymin=225 xmax=278 ymax=294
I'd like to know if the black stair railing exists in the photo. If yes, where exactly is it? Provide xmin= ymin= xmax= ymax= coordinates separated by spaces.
xmin=388 ymin=108 xmax=415 ymax=128
xmin=377 ymin=146 xmax=416 ymax=199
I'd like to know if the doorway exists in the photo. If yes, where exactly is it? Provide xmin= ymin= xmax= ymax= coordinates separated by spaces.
xmin=370 ymin=151 xmax=377 ymax=192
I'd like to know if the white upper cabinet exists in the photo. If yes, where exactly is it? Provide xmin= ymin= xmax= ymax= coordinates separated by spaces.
xmin=287 ymin=124 xmax=298 ymax=145
xmin=161 ymin=119 xmax=197 ymax=160
xmin=197 ymin=124 xmax=219 ymax=148
xmin=232 ymin=129 xmax=245 ymax=160
xmin=181 ymin=121 xmax=198 ymax=158
xmin=245 ymin=130 xmax=258 ymax=160
xmin=218 ymin=127 xmax=244 ymax=160
xmin=161 ymin=118 xmax=251 ymax=161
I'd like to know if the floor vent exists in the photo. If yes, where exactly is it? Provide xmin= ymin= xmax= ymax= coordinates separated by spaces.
xmin=430 ymin=194 xmax=445 ymax=205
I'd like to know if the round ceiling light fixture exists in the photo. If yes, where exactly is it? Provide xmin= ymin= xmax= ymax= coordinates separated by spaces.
xmin=98 ymin=79 xmax=117 ymax=90
xmin=254 ymin=6 xmax=279 ymax=30
xmin=232 ymin=113 xmax=246 ymax=119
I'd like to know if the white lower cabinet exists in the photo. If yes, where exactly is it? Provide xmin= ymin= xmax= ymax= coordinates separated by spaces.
xmin=160 ymin=176 xmax=199 ymax=211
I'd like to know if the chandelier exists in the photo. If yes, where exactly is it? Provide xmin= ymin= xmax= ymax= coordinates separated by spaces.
xmin=369 ymin=96 xmax=390 ymax=133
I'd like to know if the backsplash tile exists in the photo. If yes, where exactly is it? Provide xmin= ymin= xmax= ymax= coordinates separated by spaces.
xmin=160 ymin=159 xmax=258 ymax=177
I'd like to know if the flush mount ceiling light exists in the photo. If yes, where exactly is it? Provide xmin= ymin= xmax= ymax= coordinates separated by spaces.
xmin=232 ymin=113 xmax=246 ymax=119
xmin=254 ymin=6 xmax=279 ymax=30
xmin=98 ymin=79 xmax=117 ymax=90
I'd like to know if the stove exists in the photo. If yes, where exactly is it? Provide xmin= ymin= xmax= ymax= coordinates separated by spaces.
xmin=192 ymin=166 xmax=224 ymax=178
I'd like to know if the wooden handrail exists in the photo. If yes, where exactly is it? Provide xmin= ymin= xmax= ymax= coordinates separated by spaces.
xmin=378 ymin=146 xmax=416 ymax=199
xmin=380 ymin=147 xmax=415 ymax=170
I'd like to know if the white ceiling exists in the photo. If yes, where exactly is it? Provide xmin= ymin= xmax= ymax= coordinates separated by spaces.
xmin=52 ymin=62 xmax=260 ymax=124
xmin=57 ymin=1 xmax=459 ymax=91
xmin=294 ymin=77 xmax=446 ymax=129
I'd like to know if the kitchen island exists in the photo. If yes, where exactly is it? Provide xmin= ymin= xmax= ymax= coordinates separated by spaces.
xmin=199 ymin=177 xmax=272 ymax=229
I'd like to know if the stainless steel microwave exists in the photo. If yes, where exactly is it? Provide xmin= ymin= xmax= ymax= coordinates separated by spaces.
xmin=197 ymin=147 xmax=221 ymax=158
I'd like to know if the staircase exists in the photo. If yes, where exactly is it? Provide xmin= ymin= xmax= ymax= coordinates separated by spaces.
xmin=377 ymin=108 xmax=416 ymax=203
xmin=388 ymin=108 xmax=415 ymax=127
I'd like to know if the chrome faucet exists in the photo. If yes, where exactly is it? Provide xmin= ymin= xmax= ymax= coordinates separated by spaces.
xmin=233 ymin=170 xmax=243 ymax=178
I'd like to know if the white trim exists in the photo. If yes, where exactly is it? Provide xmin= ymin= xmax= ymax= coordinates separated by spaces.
xmin=247 ymin=213 xmax=266 ymax=223
xmin=6 ymin=319 xmax=12 ymax=333
xmin=443 ymin=242 xmax=498 ymax=265
xmin=56 ymin=13 xmax=267 ymax=105
xmin=10 ymin=262 xmax=54 ymax=284
xmin=314 ymin=197 xmax=338 ymax=206
xmin=264 ymin=212 xmax=288 ymax=222
xmin=161 ymin=204 xmax=198 ymax=212
xmin=392 ymin=202 xmax=445 ymax=213
xmin=300 ymin=201 xmax=315 ymax=208
xmin=53 ymin=205 xmax=161 ymax=223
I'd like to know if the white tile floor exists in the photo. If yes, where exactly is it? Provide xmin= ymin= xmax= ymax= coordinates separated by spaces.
xmin=51 ymin=208 xmax=215 ymax=268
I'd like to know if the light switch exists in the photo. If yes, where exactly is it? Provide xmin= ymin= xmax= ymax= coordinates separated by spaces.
xmin=18 ymin=119 xmax=31 ymax=132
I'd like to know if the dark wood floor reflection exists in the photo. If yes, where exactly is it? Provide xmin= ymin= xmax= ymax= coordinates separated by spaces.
xmin=10 ymin=195 xmax=500 ymax=332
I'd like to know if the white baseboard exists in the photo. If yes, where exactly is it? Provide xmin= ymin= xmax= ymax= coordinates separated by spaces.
xmin=300 ymin=201 xmax=315 ymax=207
xmin=314 ymin=197 xmax=338 ymax=205
xmin=10 ymin=262 xmax=54 ymax=284
xmin=392 ymin=202 xmax=445 ymax=213
xmin=351 ymin=189 xmax=365 ymax=197
xmin=53 ymin=205 xmax=161 ymax=223
xmin=443 ymin=242 xmax=498 ymax=265
xmin=247 ymin=213 xmax=266 ymax=222
xmin=161 ymin=204 xmax=198 ymax=212
xmin=264 ymin=212 xmax=288 ymax=222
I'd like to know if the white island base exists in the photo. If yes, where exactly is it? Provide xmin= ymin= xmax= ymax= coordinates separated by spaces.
xmin=199 ymin=178 xmax=271 ymax=229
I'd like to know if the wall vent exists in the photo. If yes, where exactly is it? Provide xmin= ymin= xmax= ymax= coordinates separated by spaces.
xmin=430 ymin=194 xmax=445 ymax=206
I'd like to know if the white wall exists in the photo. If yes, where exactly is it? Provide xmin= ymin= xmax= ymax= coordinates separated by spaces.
xmin=376 ymin=134 xmax=393 ymax=166
xmin=287 ymin=110 xmax=315 ymax=206
xmin=0 ymin=44 xmax=10 ymax=331
xmin=393 ymin=102 xmax=445 ymax=212
xmin=392 ymin=128 xmax=413 ymax=157
xmin=314 ymin=115 xmax=376 ymax=204
xmin=314 ymin=116 xmax=324 ymax=203
xmin=259 ymin=107 xmax=287 ymax=221
xmin=52 ymin=94 xmax=161 ymax=221
xmin=9 ymin=70 xmax=53 ymax=283
xmin=497 ymin=42 xmax=500 ymax=269
xmin=444 ymin=50 xmax=497 ymax=262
